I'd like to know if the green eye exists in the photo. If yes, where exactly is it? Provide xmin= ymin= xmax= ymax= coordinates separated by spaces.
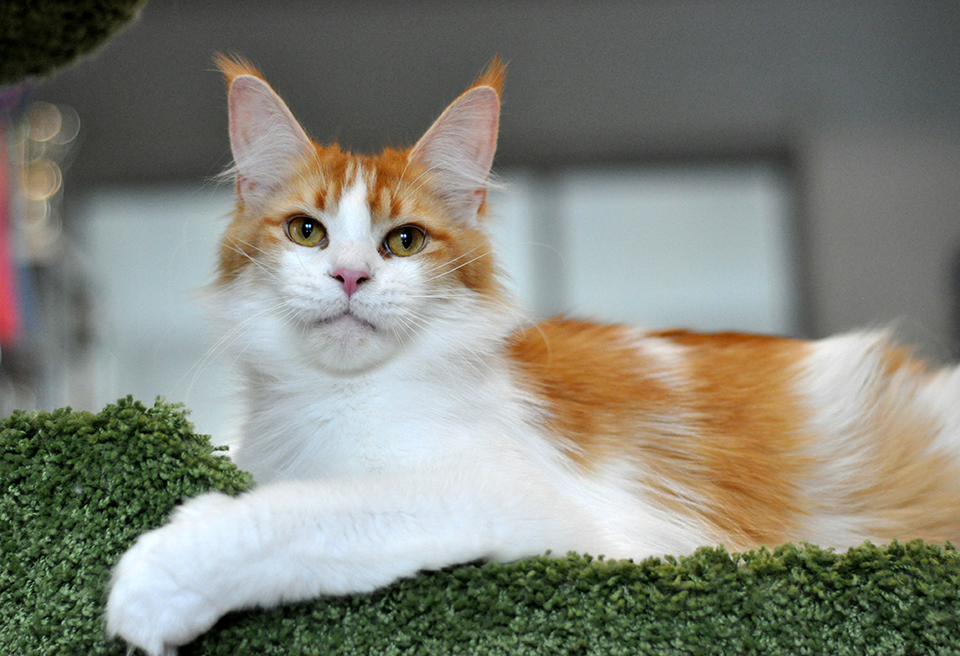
xmin=286 ymin=216 xmax=327 ymax=247
xmin=384 ymin=225 xmax=427 ymax=257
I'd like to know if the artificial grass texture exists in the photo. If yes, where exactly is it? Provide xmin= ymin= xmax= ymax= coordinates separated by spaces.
xmin=1 ymin=0 xmax=145 ymax=86
xmin=2 ymin=398 xmax=960 ymax=654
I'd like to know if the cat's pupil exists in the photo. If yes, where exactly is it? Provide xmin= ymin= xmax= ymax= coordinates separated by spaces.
xmin=301 ymin=221 xmax=315 ymax=238
xmin=399 ymin=229 xmax=413 ymax=249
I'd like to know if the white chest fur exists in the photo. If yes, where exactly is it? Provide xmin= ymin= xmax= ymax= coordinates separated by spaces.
xmin=232 ymin=344 xmax=538 ymax=483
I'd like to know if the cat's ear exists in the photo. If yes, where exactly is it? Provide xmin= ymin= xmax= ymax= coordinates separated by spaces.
xmin=408 ymin=58 xmax=505 ymax=224
xmin=216 ymin=55 xmax=313 ymax=209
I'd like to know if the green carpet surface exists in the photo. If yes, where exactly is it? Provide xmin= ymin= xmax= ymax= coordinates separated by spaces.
xmin=2 ymin=398 xmax=959 ymax=655
xmin=1 ymin=0 xmax=145 ymax=86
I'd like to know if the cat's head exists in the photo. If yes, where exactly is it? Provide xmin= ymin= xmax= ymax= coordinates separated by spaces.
xmin=213 ymin=56 xmax=510 ymax=374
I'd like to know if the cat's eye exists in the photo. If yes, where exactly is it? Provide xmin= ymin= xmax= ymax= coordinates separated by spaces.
xmin=384 ymin=225 xmax=427 ymax=257
xmin=286 ymin=216 xmax=327 ymax=248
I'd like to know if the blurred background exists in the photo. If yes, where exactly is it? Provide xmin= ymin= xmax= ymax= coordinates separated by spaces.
xmin=1 ymin=0 xmax=959 ymax=440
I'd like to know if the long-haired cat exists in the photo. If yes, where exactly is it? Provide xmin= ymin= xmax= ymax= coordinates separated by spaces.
xmin=106 ymin=57 xmax=960 ymax=655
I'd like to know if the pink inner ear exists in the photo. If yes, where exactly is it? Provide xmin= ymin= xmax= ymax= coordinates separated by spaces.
xmin=409 ymin=86 xmax=501 ymax=222
xmin=227 ymin=75 xmax=313 ymax=206
xmin=228 ymin=77 xmax=273 ymax=158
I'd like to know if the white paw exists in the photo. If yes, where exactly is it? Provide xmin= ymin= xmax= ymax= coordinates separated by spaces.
xmin=106 ymin=500 xmax=232 ymax=655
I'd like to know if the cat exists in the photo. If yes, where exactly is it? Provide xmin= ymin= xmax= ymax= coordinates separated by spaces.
xmin=106 ymin=56 xmax=960 ymax=655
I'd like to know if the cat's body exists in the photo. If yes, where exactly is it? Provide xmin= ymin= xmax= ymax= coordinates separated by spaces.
xmin=106 ymin=58 xmax=960 ymax=655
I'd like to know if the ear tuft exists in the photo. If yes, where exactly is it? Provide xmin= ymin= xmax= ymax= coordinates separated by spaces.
xmin=408 ymin=58 xmax=505 ymax=223
xmin=469 ymin=55 xmax=506 ymax=100
xmin=217 ymin=56 xmax=313 ymax=209
xmin=214 ymin=53 xmax=264 ymax=84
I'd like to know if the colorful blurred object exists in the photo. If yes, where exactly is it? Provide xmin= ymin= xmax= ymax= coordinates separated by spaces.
xmin=0 ymin=86 xmax=24 ymax=347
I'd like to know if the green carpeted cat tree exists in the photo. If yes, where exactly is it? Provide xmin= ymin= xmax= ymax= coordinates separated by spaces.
xmin=0 ymin=0 xmax=145 ymax=87
xmin=3 ymin=397 xmax=959 ymax=655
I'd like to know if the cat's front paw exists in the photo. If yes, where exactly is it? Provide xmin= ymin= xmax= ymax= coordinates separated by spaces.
xmin=106 ymin=513 xmax=226 ymax=655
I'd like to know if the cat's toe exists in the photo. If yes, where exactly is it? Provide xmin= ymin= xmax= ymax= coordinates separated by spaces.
xmin=106 ymin=530 xmax=221 ymax=656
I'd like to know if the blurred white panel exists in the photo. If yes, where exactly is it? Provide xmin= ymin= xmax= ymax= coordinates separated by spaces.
xmin=77 ymin=186 xmax=240 ymax=442
xmin=486 ymin=171 xmax=540 ymax=313
xmin=557 ymin=165 xmax=797 ymax=334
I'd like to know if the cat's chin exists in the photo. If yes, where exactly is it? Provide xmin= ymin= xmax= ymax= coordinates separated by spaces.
xmin=318 ymin=311 xmax=377 ymax=333
xmin=299 ymin=311 xmax=399 ymax=374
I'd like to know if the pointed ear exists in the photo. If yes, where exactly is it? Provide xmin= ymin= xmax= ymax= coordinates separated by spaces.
xmin=408 ymin=83 xmax=501 ymax=223
xmin=225 ymin=73 xmax=313 ymax=208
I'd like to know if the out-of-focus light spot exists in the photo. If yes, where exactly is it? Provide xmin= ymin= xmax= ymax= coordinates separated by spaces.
xmin=50 ymin=105 xmax=80 ymax=145
xmin=24 ymin=159 xmax=62 ymax=200
xmin=25 ymin=199 xmax=50 ymax=226
xmin=26 ymin=102 xmax=62 ymax=143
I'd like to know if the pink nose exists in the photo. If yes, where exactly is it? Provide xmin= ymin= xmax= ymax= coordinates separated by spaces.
xmin=331 ymin=268 xmax=370 ymax=296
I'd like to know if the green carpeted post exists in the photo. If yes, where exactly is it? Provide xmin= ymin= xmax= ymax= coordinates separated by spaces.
xmin=1 ymin=0 xmax=145 ymax=86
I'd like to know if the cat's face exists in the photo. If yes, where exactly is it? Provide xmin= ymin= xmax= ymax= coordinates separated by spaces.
xmin=214 ymin=57 xmax=506 ymax=373
xmin=217 ymin=150 xmax=502 ymax=373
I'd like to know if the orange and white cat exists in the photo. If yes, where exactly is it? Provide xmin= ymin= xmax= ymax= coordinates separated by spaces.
xmin=106 ymin=57 xmax=960 ymax=655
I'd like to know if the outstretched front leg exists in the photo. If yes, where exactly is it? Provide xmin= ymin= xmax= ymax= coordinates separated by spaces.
xmin=105 ymin=469 xmax=599 ymax=655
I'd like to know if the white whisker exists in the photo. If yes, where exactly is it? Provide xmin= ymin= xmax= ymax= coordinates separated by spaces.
xmin=423 ymin=250 xmax=494 ymax=283
xmin=174 ymin=299 xmax=294 ymax=400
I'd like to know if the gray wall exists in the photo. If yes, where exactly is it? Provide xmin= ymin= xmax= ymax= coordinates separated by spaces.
xmin=38 ymin=0 xmax=960 ymax=355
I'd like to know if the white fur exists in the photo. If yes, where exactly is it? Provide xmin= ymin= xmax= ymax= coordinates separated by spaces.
xmin=105 ymin=286 xmax=653 ymax=652
xmin=796 ymin=331 xmax=960 ymax=547
xmin=629 ymin=330 xmax=691 ymax=390
xmin=795 ymin=333 xmax=894 ymax=546
xmin=919 ymin=364 xmax=960 ymax=453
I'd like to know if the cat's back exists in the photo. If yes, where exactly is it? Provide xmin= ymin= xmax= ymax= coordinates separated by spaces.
xmin=506 ymin=317 xmax=812 ymax=469
xmin=506 ymin=318 xmax=960 ymax=550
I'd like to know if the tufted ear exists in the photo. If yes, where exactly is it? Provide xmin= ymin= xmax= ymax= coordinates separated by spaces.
xmin=408 ymin=60 xmax=504 ymax=224
xmin=220 ymin=59 xmax=313 ymax=209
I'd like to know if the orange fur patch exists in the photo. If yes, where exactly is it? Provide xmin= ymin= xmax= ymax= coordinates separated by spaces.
xmin=648 ymin=330 xmax=814 ymax=548
xmin=508 ymin=322 xmax=814 ymax=549
xmin=366 ymin=149 xmax=406 ymax=218
xmin=507 ymin=319 xmax=675 ymax=464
